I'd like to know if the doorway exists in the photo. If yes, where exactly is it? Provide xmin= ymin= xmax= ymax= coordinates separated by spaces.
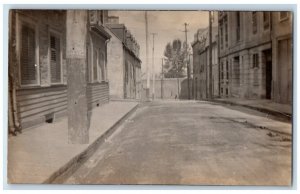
xmin=264 ymin=49 xmax=272 ymax=99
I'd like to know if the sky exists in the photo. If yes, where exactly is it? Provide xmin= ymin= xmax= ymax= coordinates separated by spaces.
xmin=109 ymin=11 xmax=209 ymax=77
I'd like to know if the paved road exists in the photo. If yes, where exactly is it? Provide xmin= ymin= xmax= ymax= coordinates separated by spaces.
xmin=64 ymin=100 xmax=292 ymax=185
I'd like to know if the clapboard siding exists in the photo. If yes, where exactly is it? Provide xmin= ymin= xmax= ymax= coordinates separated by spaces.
xmin=16 ymin=82 xmax=109 ymax=129
xmin=87 ymin=82 xmax=109 ymax=110
xmin=16 ymin=85 xmax=67 ymax=128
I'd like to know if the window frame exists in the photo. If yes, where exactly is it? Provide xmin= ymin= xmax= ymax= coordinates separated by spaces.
xmin=252 ymin=53 xmax=259 ymax=69
xmin=92 ymin=48 xmax=98 ymax=83
xmin=279 ymin=11 xmax=289 ymax=22
xmin=236 ymin=12 xmax=241 ymax=42
xmin=263 ymin=12 xmax=270 ymax=30
xmin=49 ymin=29 xmax=63 ymax=85
xmin=16 ymin=13 xmax=40 ymax=87
xmin=252 ymin=12 xmax=258 ymax=34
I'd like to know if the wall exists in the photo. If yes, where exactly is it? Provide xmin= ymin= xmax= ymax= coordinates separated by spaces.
xmin=272 ymin=12 xmax=292 ymax=104
xmin=10 ymin=10 xmax=68 ymax=129
xmin=10 ymin=10 xmax=111 ymax=130
xmin=107 ymin=29 xmax=124 ymax=99
xmin=142 ymin=78 xmax=186 ymax=100
xmin=219 ymin=11 xmax=272 ymax=100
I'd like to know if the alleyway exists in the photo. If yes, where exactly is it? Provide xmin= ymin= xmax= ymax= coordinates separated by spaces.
xmin=64 ymin=101 xmax=291 ymax=185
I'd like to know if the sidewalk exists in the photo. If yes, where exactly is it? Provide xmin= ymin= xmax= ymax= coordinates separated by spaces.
xmin=7 ymin=101 xmax=138 ymax=184
xmin=211 ymin=98 xmax=292 ymax=121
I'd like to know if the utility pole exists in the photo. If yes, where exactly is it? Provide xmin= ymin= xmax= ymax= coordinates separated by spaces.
xmin=209 ymin=11 xmax=213 ymax=99
xmin=184 ymin=22 xmax=190 ymax=100
xmin=66 ymin=10 xmax=88 ymax=144
xmin=161 ymin=58 xmax=164 ymax=99
xmin=145 ymin=11 xmax=150 ymax=101
xmin=150 ymin=32 xmax=157 ymax=100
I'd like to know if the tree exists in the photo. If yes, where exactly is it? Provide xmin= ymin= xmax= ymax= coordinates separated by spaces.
xmin=163 ymin=39 xmax=186 ymax=78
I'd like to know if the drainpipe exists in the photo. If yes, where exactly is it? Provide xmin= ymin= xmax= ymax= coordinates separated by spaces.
xmin=9 ymin=11 xmax=21 ymax=135
xmin=104 ymin=37 xmax=111 ymax=103
xmin=10 ymin=76 xmax=21 ymax=135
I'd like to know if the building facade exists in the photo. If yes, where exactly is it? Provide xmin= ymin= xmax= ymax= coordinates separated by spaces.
xmin=192 ymin=14 xmax=219 ymax=100
xmin=106 ymin=17 xmax=142 ymax=100
xmin=218 ymin=11 xmax=292 ymax=104
xmin=271 ymin=12 xmax=293 ymax=104
xmin=8 ymin=10 xmax=111 ymax=133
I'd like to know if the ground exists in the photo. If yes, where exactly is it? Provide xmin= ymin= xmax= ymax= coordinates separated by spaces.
xmin=64 ymin=100 xmax=292 ymax=185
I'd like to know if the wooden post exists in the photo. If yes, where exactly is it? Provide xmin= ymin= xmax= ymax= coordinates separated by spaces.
xmin=66 ymin=10 xmax=89 ymax=144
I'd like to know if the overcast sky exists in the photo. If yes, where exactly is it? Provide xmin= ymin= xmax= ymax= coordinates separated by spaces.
xmin=109 ymin=10 xmax=209 ymax=76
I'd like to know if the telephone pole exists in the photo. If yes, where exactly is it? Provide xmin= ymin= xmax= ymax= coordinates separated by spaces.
xmin=209 ymin=11 xmax=213 ymax=99
xmin=145 ymin=11 xmax=150 ymax=101
xmin=184 ymin=22 xmax=190 ymax=100
xmin=150 ymin=32 xmax=157 ymax=100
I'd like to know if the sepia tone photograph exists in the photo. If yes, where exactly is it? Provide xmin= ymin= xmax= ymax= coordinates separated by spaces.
xmin=7 ymin=8 xmax=293 ymax=186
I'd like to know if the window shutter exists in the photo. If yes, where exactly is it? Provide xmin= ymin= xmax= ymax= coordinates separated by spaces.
xmin=50 ymin=35 xmax=61 ymax=83
xmin=93 ymin=50 xmax=97 ymax=81
xmin=20 ymin=24 xmax=37 ymax=85
xmin=99 ymin=52 xmax=105 ymax=81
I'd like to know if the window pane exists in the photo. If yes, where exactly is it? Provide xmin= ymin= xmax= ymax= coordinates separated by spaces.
xmin=50 ymin=35 xmax=61 ymax=83
xmin=20 ymin=24 xmax=37 ymax=85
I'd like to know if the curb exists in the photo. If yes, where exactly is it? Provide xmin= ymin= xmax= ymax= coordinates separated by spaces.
xmin=209 ymin=100 xmax=292 ymax=122
xmin=44 ymin=103 xmax=139 ymax=184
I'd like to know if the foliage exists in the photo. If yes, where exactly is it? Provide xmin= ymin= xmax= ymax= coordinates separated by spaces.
xmin=163 ymin=39 xmax=187 ymax=78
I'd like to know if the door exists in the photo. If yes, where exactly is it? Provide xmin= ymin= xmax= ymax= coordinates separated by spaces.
xmin=264 ymin=49 xmax=272 ymax=99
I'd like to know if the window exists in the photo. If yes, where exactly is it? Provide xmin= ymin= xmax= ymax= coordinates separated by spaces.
xmin=98 ymin=51 xmax=105 ymax=81
xmin=125 ymin=61 xmax=129 ymax=84
xmin=220 ymin=62 xmax=224 ymax=80
xmin=50 ymin=34 xmax=62 ymax=84
xmin=93 ymin=50 xmax=98 ymax=81
xmin=220 ymin=25 xmax=223 ymax=49
xmin=263 ymin=12 xmax=270 ymax=30
xmin=224 ymin=16 xmax=228 ymax=47
xmin=279 ymin=11 xmax=289 ymax=21
xmin=226 ymin=60 xmax=229 ymax=81
xmin=253 ymin=53 xmax=259 ymax=68
xmin=236 ymin=12 xmax=241 ymax=41
xmin=20 ymin=22 xmax=38 ymax=86
xmin=252 ymin=12 xmax=257 ymax=34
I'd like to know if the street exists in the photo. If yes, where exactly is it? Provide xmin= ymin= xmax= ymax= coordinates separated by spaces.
xmin=64 ymin=101 xmax=291 ymax=185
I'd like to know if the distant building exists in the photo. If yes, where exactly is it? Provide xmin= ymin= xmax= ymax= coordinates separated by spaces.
xmin=192 ymin=12 xmax=219 ymax=100
xmin=106 ymin=16 xmax=142 ymax=100
xmin=218 ymin=11 xmax=292 ymax=104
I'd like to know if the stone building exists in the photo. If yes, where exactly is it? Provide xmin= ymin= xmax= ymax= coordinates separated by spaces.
xmin=8 ymin=10 xmax=111 ymax=133
xmin=192 ymin=12 xmax=219 ymax=100
xmin=218 ymin=11 xmax=292 ymax=104
xmin=271 ymin=12 xmax=293 ymax=104
xmin=106 ymin=17 xmax=142 ymax=100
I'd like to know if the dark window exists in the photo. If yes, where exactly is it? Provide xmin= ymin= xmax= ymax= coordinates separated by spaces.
xmin=263 ymin=12 xmax=270 ymax=30
xmin=252 ymin=12 xmax=257 ymax=34
xmin=236 ymin=12 xmax=241 ymax=41
xmin=50 ymin=35 xmax=61 ymax=83
xmin=253 ymin=53 xmax=259 ymax=68
xmin=220 ymin=24 xmax=223 ymax=49
xmin=226 ymin=60 xmax=229 ymax=81
xmin=224 ymin=16 xmax=228 ymax=47
xmin=20 ymin=24 xmax=37 ymax=85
